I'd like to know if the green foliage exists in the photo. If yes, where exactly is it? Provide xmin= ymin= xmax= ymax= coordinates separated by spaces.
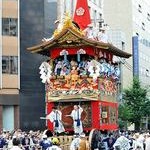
xmin=118 ymin=104 xmax=133 ymax=129
xmin=119 ymin=77 xmax=149 ymax=130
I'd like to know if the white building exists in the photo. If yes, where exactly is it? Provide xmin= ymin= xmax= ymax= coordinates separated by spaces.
xmin=132 ymin=0 xmax=150 ymax=88
xmin=104 ymin=0 xmax=150 ymax=91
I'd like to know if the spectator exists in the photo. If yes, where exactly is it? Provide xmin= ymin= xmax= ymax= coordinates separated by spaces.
xmin=40 ymin=135 xmax=52 ymax=150
xmin=46 ymin=137 xmax=62 ymax=150
xmin=70 ymin=133 xmax=80 ymax=150
xmin=0 ymin=134 xmax=7 ymax=149
xmin=78 ymin=133 xmax=89 ymax=150
xmin=10 ymin=137 xmax=22 ymax=150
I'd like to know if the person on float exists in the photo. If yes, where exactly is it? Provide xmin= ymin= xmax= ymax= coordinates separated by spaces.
xmin=70 ymin=58 xmax=78 ymax=68
xmin=54 ymin=60 xmax=62 ymax=76
xmin=70 ymin=105 xmax=83 ymax=135
xmin=99 ymin=57 xmax=105 ymax=76
xmin=70 ymin=65 xmax=79 ymax=84
xmin=88 ymin=57 xmax=100 ymax=82
xmin=107 ymin=60 xmax=114 ymax=78
xmin=113 ymin=63 xmax=121 ymax=80
xmin=100 ymin=58 xmax=109 ymax=77
xmin=83 ymin=24 xmax=97 ymax=40
xmin=46 ymin=107 xmax=65 ymax=134
xmin=97 ymin=27 xmax=108 ymax=43
xmin=60 ymin=65 xmax=70 ymax=76
xmin=78 ymin=57 xmax=87 ymax=69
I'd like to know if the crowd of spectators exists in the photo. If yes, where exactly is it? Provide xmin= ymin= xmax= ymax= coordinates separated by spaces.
xmin=0 ymin=129 xmax=150 ymax=150
xmin=0 ymin=129 xmax=53 ymax=150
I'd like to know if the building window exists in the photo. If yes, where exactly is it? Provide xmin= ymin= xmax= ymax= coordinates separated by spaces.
xmin=138 ymin=4 xmax=142 ymax=13
xmin=2 ymin=56 xmax=18 ymax=74
xmin=146 ymin=69 xmax=150 ymax=77
xmin=142 ymin=22 xmax=145 ymax=30
xmin=147 ymin=13 xmax=150 ymax=21
xmin=2 ymin=18 xmax=18 ymax=36
xmin=98 ymin=0 xmax=102 ymax=8
xmin=136 ymin=32 xmax=139 ymax=36
xmin=93 ymin=10 xmax=97 ymax=25
xmin=98 ymin=13 xmax=103 ymax=28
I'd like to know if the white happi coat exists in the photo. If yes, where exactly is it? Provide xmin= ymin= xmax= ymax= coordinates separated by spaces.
xmin=113 ymin=136 xmax=130 ymax=150
xmin=46 ymin=110 xmax=65 ymax=133
xmin=71 ymin=106 xmax=83 ymax=135
xmin=47 ymin=145 xmax=62 ymax=150
xmin=70 ymin=137 xmax=80 ymax=150
xmin=145 ymin=137 xmax=150 ymax=150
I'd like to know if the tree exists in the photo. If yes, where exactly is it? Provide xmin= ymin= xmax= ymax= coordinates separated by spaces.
xmin=121 ymin=77 xmax=149 ymax=130
xmin=118 ymin=104 xmax=133 ymax=129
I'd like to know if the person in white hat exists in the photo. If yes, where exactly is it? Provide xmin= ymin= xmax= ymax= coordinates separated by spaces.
xmin=78 ymin=133 xmax=89 ymax=150
xmin=145 ymin=133 xmax=150 ymax=150
xmin=83 ymin=24 xmax=96 ymax=40
xmin=113 ymin=134 xmax=130 ymax=150
xmin=39 ymin=134 xmax=52 ymax=150
xmin=97 ymin=28 xmax=108 ymax=43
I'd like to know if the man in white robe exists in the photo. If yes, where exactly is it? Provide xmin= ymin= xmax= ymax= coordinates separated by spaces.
xmin=70 ymin=134 xmax=80 ymax=150
xmin=145 ymin=133 xmax=150 ymax=150
xmin=97 ymin=29 xmax=108 ymax=43
xmin=113 ymin=135 xmax=130 ymax=150
xmin=71 ymin=105 xmax=83 ymax=135
xmin=46 ymin=107 xmax=65 ymax=134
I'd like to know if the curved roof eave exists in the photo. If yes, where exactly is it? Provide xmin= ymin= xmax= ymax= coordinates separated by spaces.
xmin=27 ymin=27 xmax=131 ymax=58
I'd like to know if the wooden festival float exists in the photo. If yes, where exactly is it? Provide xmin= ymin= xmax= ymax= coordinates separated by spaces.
xmin=27 ymin=16 xmax=131 ymax=133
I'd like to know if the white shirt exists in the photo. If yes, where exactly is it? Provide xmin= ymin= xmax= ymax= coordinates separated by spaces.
xmin=71 ymin=107 xmax=83 ymax=120
xmin=70 ymin=137 xmax=80 ymax=150
xmin=47 ymin=145 xmax=62 ymax=150
xmin=145 ymin=137 xmax=150 ymax=150
xmin=98 ymin=32 xmax=108 ymax=43
xmin=10 ymin=146 xmax=22 ymax=150
xmin=113 ymin=136 xmax=130 ymax=150
xmin=46 ymin=110 xmax=62 ymax=122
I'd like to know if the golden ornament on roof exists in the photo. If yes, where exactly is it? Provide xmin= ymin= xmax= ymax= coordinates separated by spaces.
xmin=53 ymin=13 xmax=84 ymax=37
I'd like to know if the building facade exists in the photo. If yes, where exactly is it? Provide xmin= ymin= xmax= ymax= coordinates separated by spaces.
xmin=104 ymin=0 xmax=150 ymax=129
xmin=132 ymin=0 xmax=150 ymax=88
xmin=103 ymin=0 xmax=133 ymax=90
xmin=20 ymin=0 xmax=57 ymax=131
xmin=103 ymin=0 xmax=150 ymax=91
xmin=0 ymin=0 xmax=58 ymax=131
xmin=0 ymin=0 xmax=20 ymax=131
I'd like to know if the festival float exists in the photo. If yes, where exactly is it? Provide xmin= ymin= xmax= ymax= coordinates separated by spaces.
xmin=27 ymin=1 xmax=131 ymax=133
